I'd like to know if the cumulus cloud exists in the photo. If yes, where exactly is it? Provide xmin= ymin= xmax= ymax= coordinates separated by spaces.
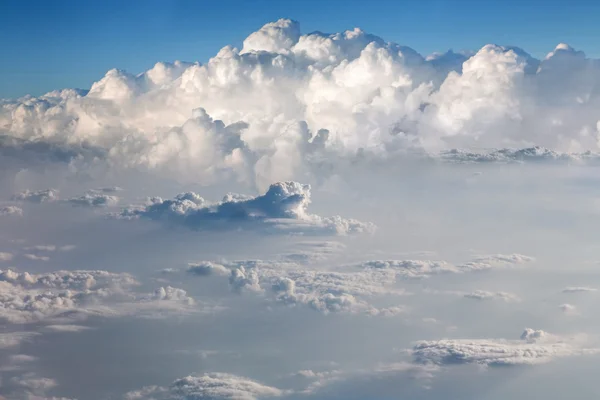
xmin=124 ymin=373 xmax=284 ymax=400
xmin=412 ymin=329 xmax=597 ymax=366
xmin=11 ymin=189 xmax=59 ymax=203
xmin=5 ymin=20 xmax=600 ymax=185
xmin=187 ymin=262 xmax=230 ymax=277
xmin=117 ymin=181 xmax=374 ymax=235
xmin=66 ymin=192 xmax=119 ymax=207
xmin=0 ymin=205 xmax=23 ymax=216
xmin=0 ymin=268 xmax=197 ymax=326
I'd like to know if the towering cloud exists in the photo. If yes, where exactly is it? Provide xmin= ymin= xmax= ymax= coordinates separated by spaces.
xmin=3 ymin=20 xmax=600 ymax=186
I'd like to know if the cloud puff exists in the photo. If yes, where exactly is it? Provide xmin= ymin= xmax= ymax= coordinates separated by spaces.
xmin=124 ymin=373 xmax=284 ymax=400
xmin=0 ymin=205 xmax=23 ymax=216
xmin=412 ymin=329 xmax=597 ymax=366
xmin=66 ymin=192 xmax=119 ymax=207
xmin=11 ymin=189 xmax=59 ymax=203
xmin=118 ymin=181 xmax=374 ymax=235
xmin=6 ymin=20 xmax=600 ymax=185
xmin=0 ymin=268 xmax=196 ymax=326
xmin=0 ymin=252 xmax=13 ymax=261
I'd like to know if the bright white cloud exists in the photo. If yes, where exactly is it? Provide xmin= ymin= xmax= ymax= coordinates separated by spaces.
xmin=5 ymin=20 xmax=600 ymax=186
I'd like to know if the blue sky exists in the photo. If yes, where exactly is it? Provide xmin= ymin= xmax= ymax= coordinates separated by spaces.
xmin=1 ymin=0 xmax=598 ymax=98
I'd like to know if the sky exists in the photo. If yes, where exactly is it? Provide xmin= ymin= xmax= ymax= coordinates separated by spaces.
xmin=4 ymin=5 xmax=600 ymax=400
xmin=2 ymin=0 xmax=600 ymax=98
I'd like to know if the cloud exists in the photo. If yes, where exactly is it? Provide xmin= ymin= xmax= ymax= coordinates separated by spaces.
xmin=0 ymin=332 xmax=38 ymax=349
xmin=124 ymin=373 xmax=284 ymax=400
xmin=0 ymin=268 xmax=198 ymax=326
xmin=359 ymin=253 xmax=534 ymax=279
xmin=23 ymin=254 xmax=50 ymax=261
xmin=0 ymin=252 xmax=13 ymax=261
xmin=5 ymin=20 xmax=600 ymax=185
xmin=412 ymin=329 xmax=598 ymax=366
xmin=66 ymin=192 xmax=119 ymax=207
xmin=11 ymin=189 xmax=59 ymax=203
xmin=562 ymin=286 xmax=597 ymax=293
xmin=462 ymin=290 xmax=521 ymax=302
xmin=117 ymin=181 xmax=375 ymax=235
xmin=0 ymin=205 xmax=23 ymax=216
xmin=187 ymin=262 xmax=230 ymax=277
xmin=559 ymin=303 xmax=578 ymax=315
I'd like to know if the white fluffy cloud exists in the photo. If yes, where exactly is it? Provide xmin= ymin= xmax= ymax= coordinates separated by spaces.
xmin=412 ymin=329 xmax=597 ymax=366
xmin=0 ymin=268 xmax=196 ymax=326
xmin=5 ymin=20 xmax=600 ymax=185
xmin=118 ymin=181 xmax=374 ymax=235
xmin=124 ymin=373 xmax=284 ymax=400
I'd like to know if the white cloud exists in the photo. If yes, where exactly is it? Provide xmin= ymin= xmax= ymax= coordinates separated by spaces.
xmin=187 ymin=262 xmax=230 ymax=277
xmin=66 ymin=193 xmax=119 ymax=207
xmin=462 ymin=290 xmax=521 ymax=302
xmin=11 ymin=189 xmax=59 ymax=203
xmin=0 ymin=205 xmax=23 ymax=216
xmin=124 ymin=373 xmax=284 ymax=400
xmin=0 ymin=252 xmax=13 ymax=261
xmin=0 ymin=332 xmax=38 ymax=349
xmin=0 ymin=268 xmax=198 ymax=326
xmin=559 ymin=303 xmax=578 ymax=315
xmin=412 ymin=329 xmax=598 ymax=366
xmin=5 ymin=20 xmax=600 ymax=185
xmin=117 ymin=182 xmax=375 ymax=235
xmin=23 ymin=254 xmax=50 ymax=261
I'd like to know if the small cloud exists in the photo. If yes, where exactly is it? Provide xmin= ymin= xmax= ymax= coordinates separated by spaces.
xmin=0 ymin=205 xmax=23 ymax=216
xmin=11 ymin=189 xmax=59 ymax=203
xmin=562 ymin=286 xmax=597 ymax=293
